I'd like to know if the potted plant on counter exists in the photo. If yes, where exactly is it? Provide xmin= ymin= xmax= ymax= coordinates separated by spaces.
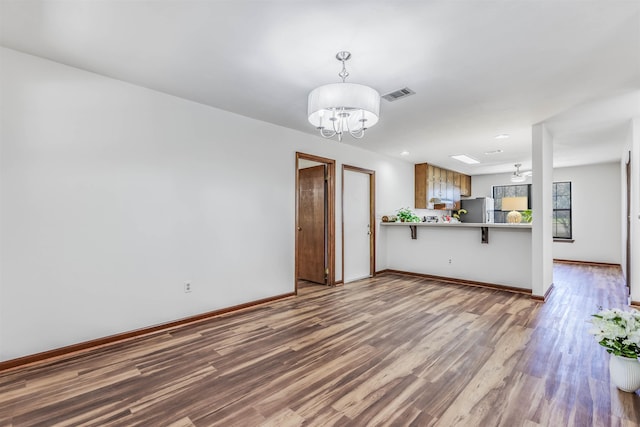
xmin=588 ymin=307 xmax=640 ymax=392
xmin=396 ymin=207 xmax=421 ymax=223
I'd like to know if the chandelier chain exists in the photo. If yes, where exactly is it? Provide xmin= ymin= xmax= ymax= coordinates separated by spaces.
xmin=338 ymin=58 xmax=349 ymax=82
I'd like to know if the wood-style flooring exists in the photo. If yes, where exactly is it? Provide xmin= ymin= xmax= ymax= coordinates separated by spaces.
xmin=1 ymin=264 xmax=639 ymax=426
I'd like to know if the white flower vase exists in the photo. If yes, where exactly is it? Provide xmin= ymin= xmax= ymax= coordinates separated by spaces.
xmin=609 ymin=354 xmax=640 ymax=392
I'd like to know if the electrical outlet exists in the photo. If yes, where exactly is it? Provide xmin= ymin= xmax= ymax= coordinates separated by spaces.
xmin=184 ymin=283 xmax=192 ymax=293
xmin=448 ymin=258 xmax=452 ymax=264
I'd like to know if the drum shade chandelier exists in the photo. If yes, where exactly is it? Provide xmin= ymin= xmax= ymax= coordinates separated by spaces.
xmin=308 ymin=51 xmax=380 ymax=142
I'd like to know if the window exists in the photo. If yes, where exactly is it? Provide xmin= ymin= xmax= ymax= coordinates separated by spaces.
xmin=492 ymin=182 xmax=572 ymax=239
xmin=492 ymin=184 xmax=531 ymax=223
xmin=553 ymin=181 xmax=572 ymax=239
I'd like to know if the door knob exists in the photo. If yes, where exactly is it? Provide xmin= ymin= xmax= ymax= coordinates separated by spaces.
xmin=297 ymin=226 xmax=302 ymax=231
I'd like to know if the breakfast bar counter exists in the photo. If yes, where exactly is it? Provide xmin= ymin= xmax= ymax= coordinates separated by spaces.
xmin=381 ymin=222 xmax=532 ymax=229
xmin=380 ymin=222 xmax=532 ymax=291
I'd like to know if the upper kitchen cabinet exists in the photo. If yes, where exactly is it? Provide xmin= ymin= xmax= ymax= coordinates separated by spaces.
xmin=415 ymin=163 xmax=471 ymax=209
xmin=460 ymin=174 xmax=471 ymax=197
xmin=415 ymin=163 xmax=428 ymax=209
xmin=453 ymin=172 xmax=461 ymax=210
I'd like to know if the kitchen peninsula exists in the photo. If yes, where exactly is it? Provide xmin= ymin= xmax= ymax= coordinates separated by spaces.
xmin=381 ymin=222 xmax=532 ymax=292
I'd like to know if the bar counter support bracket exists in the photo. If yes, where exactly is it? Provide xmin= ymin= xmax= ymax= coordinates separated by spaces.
xmin=410 ymin=225 xmax=417 ymax=240
xmin=481 ymin=227 xmax=489 ymax=244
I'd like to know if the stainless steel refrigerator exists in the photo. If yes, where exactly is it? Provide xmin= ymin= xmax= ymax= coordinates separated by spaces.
xmin=460 ymin=197 xmax=494 ymax=223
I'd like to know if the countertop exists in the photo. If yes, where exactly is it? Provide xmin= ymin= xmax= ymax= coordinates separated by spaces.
xmin=381 ymin=222 xmax=532 ymax=229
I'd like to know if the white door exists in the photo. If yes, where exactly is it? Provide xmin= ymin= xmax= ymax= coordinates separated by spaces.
xmin=343 ymin=169 xmax=371 ymax=283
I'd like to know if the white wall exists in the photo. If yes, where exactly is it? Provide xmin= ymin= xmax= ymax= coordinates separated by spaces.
xmin=531 ymin=123 xmax=554 ymax=298
xmin=470 ymin=162 xmax=622 ymax=265
xmin=469 ymin=173 xmax=530 ymax=198
xmin=0 ymin=48 xmax=414 ymax=361
xmin=553 ymin=162 xmax=621 ymax=264
xmin=384 ymin=225 xmax=532 ymax=289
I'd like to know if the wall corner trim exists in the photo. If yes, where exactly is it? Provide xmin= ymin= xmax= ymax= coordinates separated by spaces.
xmin=531 ymin=283 xmax=555 ymax=303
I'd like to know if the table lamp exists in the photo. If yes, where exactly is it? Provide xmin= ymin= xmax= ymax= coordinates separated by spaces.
xmin=501 ymin=197 xmax=528 ymax=223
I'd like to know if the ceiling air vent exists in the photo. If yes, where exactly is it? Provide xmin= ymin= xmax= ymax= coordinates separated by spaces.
xmin=382 ymin=87 xmax=415 ymax=102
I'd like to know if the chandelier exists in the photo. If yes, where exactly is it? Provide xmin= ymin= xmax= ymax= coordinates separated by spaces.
xmin=308 ymin=51 xmax=380 ymax=142
xmin=511 ymin=163 xmax=527 ymax=183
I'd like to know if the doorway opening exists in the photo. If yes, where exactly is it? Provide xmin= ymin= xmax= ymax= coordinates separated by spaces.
xmin=295 ymin=152 xmax=335 ymax=292
xmin=342 ymin=165 xmax=375 ymax=283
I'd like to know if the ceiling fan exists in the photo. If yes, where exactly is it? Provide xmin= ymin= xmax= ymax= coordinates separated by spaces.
xmin=511 ymin=163 xmax=532 ymax=182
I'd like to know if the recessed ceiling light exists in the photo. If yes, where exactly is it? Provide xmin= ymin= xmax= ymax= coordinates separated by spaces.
xmin=450 ymin=154 xmax=480 ymax=164
xmin=484 ymin=149 xmax=504 ymax=155
xmin=400 ymin=151 xmax=410 ymax=156
xmin=495 ymin=134 xmax=510 ymax=139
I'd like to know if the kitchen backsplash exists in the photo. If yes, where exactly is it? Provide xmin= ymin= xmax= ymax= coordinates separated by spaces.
xmin=414 ymin=208 xmax=452 ymax=218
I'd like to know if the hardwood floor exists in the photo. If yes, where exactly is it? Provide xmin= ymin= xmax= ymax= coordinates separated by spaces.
xmin=1 ymin=264 xmax=639 ymax=426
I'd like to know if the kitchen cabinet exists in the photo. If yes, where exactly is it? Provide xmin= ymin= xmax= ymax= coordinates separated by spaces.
xmin=415 ymin=163 xmax=428 ymax=208
xmin=453 ymin=173 xmax=461 ymax=210
xmin=415 ymin=163 xmax=471 ymax=210
xmin=431 ymin=164 xmax=441 ymax=200
xmin=446 ymin=170 xmax=454 ymax=209
xmin=460 ymin=174 xmax=471 ymax=197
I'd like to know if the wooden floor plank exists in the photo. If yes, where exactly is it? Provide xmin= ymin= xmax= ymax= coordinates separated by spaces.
xmin=1 ymin=263 xmax=638 ymax=426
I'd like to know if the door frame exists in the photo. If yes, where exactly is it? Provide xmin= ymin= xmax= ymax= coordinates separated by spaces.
xmin=341 ymin=164 xmax=376 ymax=283
xmin=295 ymin=152 xmax=336 ymax=292
xmin=626 ymin=151 xmax=631 ymax=294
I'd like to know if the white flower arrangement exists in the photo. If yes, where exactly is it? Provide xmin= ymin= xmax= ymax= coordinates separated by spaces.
xmin=589 ymin=307 xmax=640 ymax=359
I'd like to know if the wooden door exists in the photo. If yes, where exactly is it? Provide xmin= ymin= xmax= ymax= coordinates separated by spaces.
xmin=298 ymin=165 xmax=326 ymax=284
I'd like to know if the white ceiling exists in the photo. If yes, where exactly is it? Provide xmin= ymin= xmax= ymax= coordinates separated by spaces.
xmin=2 ymin=0 xmax=639 ymax=175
